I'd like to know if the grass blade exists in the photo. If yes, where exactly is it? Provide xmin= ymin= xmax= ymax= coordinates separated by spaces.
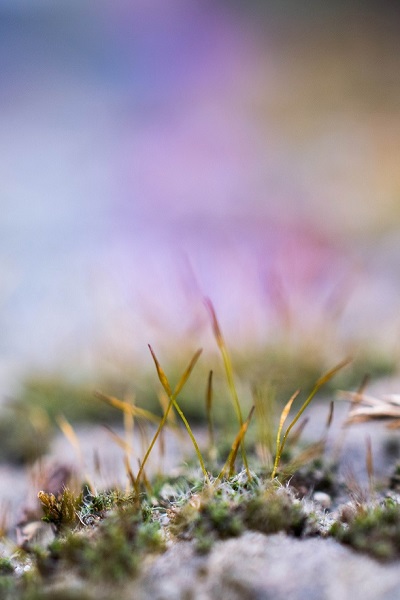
xmin=204 ymin=298 xmax=243 ymax=424
xmin=315 ymin=358 xmax=351 ymax=388
xmin=206 ymin=370 xmax=215 ymax=453
xmin=204 ymin=297 xmax=224 ymax=349
xmin=56 ymin=414 xmax=82 ymax=460
xmin=137 ymin=459 xmax=152 ymax=494
xmin=228 ymin=406 xmax=255 ymax=478
xmin=204 ymin=298 xmax=249 ymax=473
xmin=326 ymin=400 xmax=334 ymax=431
xmin=271 ymin=390 xmax=299 ymax=479
xmin=173 ymin=348 xmax=203 ymax=396
xmin=366 ymin=435 xmax=374 ymax=496
xmin=284 ymin=358 xmax=351 ymax=441
xmin=56 ymin=414 xmax=92 ymax=489
xmin=172 ymin=397 xmax=210 ymax=483
xmin=217 ymin=406 xmax=255 ymax=481
xmin=158 ymin=391 xmax=177 ymax=425
xmin=136 ymin=347 xmax=203 ymax=487
xmin=253 ymin=386 xmax=275 ymax=469
xmin=148 ymin=344 xmax=173 ymax=396
xmin=95 ymin=391 xmax=163 ymax=426
xmin=271 ymin=358 xmax=350 ymax=479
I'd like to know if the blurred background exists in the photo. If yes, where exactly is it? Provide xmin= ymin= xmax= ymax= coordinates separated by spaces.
xmin=1 ymin=0 xmax=400 ymax=391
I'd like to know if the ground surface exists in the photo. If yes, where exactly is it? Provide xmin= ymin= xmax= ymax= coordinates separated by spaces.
xmin=3 ymin=384 xmax=400 ymax=598
xmin=135 ymin=532 xmax=400 ymax=600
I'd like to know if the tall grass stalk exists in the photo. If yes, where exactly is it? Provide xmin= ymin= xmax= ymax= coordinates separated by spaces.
xmin=217 ymin=405 xmax=255 ymax=481
xmin=136 ymin=346 xmax=208 ymax=486
xmin=206 ymin=370 xmax=216 ymax=458
xmin=204 ymin=298 xmax=249 ymax=474
xmin=271 ymin=358 xmax=350 ymax=479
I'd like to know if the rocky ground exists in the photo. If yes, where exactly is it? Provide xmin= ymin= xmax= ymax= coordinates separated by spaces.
xmin=2 ymin=381 xmax=400 ymax=599
xmin=135 ymin=532 xmax=400 ymax=600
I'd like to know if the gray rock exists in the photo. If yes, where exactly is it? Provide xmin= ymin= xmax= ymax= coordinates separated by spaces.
xmin=135 ymin=532 xmax=400 ymax=600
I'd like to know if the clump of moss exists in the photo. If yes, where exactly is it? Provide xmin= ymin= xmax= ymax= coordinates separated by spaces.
xmin=194 ymin=498 xmax=245 ymax=554
xmin=169 ymin=475 xmax=308 ymax=554
xmin=77 ymin=489 xmax=136 ymax=526
xmin=38 ymin=489 xmax=82 ymax=534
xmin=33 ymin=487 xmax=165 ymax=584
xmin=42 ymin=504 xmax=164 ymax=583
xmin=170 ymin=493 xmax=244 ymax=554
xmin=0 ymin=557 xmax=14 ymax=575
xmin=331 ymin=499 xmax=400 ymax=560
xmin=243 ymin=486 xmax=306 ymax=537
xmin=167 ymin=472 xmax=256 ymax=552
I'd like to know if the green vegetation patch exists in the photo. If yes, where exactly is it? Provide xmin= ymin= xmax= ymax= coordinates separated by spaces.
xmin=0 ymin=557 xmax=14 ymax=575
xmin=0 ymin=406 xmax=51 ymax=465
xmin=3 ymin=299 xmax=400 ymax=600
xmin=331 ymin=499 xmax=400 ymax=560
xmin=170 ymin=474 xmax=307 ymax=554
xmin=244 ymin=487 xmax=306 ymax=537
xmin=12 ymin=377 xmax=117 ymax=425
xmin=37 ymin=493 xmax=165 ymax=584
xmin=44 ymin=513 xmax=162 ymax=583
xmin=0 ymin=377 xmax=124 ymax=464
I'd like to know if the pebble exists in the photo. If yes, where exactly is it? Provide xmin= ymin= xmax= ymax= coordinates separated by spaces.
xmin=312 ymin=491 xmax=332 ymax=509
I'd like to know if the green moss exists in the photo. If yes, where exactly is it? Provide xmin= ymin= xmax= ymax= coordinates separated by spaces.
xmin=171 ymin=494 xmax=244 ymax=554
xmin=169 ymin=475 xmax=308 ymax=554
xmin=195 ymin=499 xmax=243 ymax=551
xmin=35 ymin=487 xmax=166 ymax=582
xmin=39 ymin=489 xmax=82 ymax=533
xmin=243 ymin=487 xmax=306 ymax=537
xmin=331 ymin=501 xmax=400 ymax=560
xmin=0 ymin=557 xmax=14 ymax=575
xmin=42 ymin=504 xmax=164 ymax=583
xmin=78 ymin=489 xmax=135 ymax=526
